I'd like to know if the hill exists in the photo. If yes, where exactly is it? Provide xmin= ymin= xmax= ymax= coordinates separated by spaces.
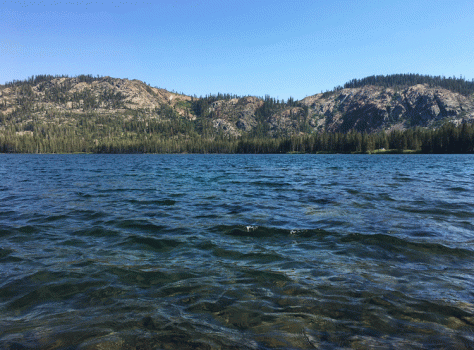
xmin=1 ymin=74 xmax=474 ymax=153
xmin=301 ymin=83 xmax=474 ymax=133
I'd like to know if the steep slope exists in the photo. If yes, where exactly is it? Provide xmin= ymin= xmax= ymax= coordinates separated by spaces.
xmin=300 ymin=84 xmax=474 ymax=133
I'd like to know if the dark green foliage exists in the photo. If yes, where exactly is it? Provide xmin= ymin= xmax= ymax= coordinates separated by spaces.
xmin=3 ymin=74 xmax=105 ymax=88
xmin=1 ymin=114 xmax=473 ymax=153
xmin=250 ymin=95 xmax=309 ymax=137
xmin=343 ymin=74 xmax=474 ymax=96
xmin=191 ymin=93 xmax=241 ymax=118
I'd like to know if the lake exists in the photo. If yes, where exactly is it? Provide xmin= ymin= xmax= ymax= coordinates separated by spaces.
xmin=1 ymin=154 xmax=473 ymax=349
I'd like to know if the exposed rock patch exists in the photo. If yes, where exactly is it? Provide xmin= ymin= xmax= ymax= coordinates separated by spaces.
xmin=301 ymin=84 xmax=474 ymax=133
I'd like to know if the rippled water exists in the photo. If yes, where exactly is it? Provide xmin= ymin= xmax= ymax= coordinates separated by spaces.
xmin=1 ymin=154 xmax=474 ymax=349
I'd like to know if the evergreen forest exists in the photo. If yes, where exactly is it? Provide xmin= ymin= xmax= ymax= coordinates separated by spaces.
xmin=1 ymin=121 xmax=473 ymax=154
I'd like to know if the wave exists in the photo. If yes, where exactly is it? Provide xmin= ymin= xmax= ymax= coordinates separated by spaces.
xmin=341 ymin=232 xmax=473 ymax=257
xmin=73 ymin=226 xmax=121 ymax=238
xmin=126 ymin=199 xmax=177 ymax=206
xmin=7 ymin=281 xmax=103 ymax=312
xmin=115 ymin=219 xmax=168 ymax=233
xmin=0 ymin=248 xmax=22 ymax=263
xmin=126 ymin=235 xmax=183 ymax=252
xmin=211 ymin=225 xmax=334 ymax=239
xmin=105 ymin=266 xmax=197 ymax=288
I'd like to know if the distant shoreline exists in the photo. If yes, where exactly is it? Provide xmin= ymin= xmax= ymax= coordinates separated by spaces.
xmin=3 ymin=150 xmax=472 ymax=155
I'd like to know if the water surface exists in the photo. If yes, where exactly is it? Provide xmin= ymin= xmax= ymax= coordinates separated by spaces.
xmin=1 ymin=154 xmax=473 ymax=349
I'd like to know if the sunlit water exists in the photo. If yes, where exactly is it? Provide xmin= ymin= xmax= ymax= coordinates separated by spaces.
xmin=1 ymin=154 xmax=473 ymax=349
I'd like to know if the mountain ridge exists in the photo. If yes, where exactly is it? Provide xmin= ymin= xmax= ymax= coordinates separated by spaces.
xmin=1 ymin=74 xmax=474 ymax=153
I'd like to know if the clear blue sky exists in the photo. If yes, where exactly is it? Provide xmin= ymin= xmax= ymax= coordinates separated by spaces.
xmin=1 ymin=0 xmax=473 ymax=100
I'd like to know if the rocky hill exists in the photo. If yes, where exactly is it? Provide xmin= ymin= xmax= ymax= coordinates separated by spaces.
xmin=1 ymin=74 xmax=474 ymax=140
xmin=0 ymin=75 xmax=193 ymax=118
xmin=301 ymin=84 xmax=474 ymax=133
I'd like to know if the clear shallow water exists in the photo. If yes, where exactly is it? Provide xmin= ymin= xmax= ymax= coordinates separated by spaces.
xmin=0 ymin=154 xmax=473 ymax=349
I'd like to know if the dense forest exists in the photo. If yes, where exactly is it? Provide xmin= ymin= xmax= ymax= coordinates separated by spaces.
xmin=1 ymin=74 xmax=474 ymax=154
xmin=1 ymin=121 xmax=473 ymax=154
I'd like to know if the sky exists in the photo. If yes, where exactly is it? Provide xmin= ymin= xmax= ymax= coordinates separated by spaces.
xmin=1 ymin=0 xmax=473 ymax=100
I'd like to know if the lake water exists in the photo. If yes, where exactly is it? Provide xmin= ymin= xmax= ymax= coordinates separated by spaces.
xmin=0 ymin=154 xmax=473 ymax=349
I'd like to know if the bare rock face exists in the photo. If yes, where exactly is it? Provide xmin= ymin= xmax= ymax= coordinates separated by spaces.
xmin=208 ymin=96 xmax=263 ymax=135
xmin=301 ymin=85 xmax=474 ymax=133
xmin=212 ymin=118 xmax=240 ymax=136
xmin=402 ymin=85 xmax=474 ymax=125
xmin=267 ymin=107 xmax=306 ymax=135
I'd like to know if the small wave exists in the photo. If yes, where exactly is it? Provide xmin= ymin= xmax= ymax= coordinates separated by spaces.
xmin=28 ymin=214 xmax=68 ymax=224
xmin=194 ymin=213 xmax=221 ymax=219
xmin=308 ymin=198 xmax=334 ymax=205
xmin=126 ymin=199 xmax=177 ymax=206
xmin=341 ymin=233 xmax=473 ymax=257
xmin=0 ymin=255 xmax=22 ymax=263
xmin=187 ymin=295 xmax=236 ymax=314
xmin=116 ymin=220 xmax=168 ymax=233
xmin=98 ymin=188 xmax=135 ymax=193
xmin=250 ymin=180 xmax=289 ymax=188
xmin=238 ymin=266 xmax=292 ymax=284
xmin=127 ymin=235 xmax=182 ymax=252
xmin=73 ymin=226 xmax=120 ymax=238
xmin=0 ymin=247 xmax=22 ymax=262
xmin=378 ymin=193 xmax=395 ymax=201
xmin=0 ymin=210 xmax=16 ymax=218
xmin=0 ymin=248 xmax=14 ymax=259
xmin=106 ymin=266 xmax=196 ymax=288
xmin=212 ymin=225 xmax=289 ymax=238
xmin=85 ymin=285 xmax=127 ymax=306
xmin=398 ymin=206 xmax=473 ymax=219
xmin=17 ymin=225 xmax=40 ymax=234
xmin=449 ymin=186 xmax=469 ymax=192
xmin=221 ymin=203 xmax=251 ymax=214
xmin=7 ymin=280 xmax=103 ymax=311
xmin=0 ymin=227 xmax=15 ymax=237
xmin=212 ymin=225 xmax=333 ymax=239
xmin=69 ymin=209 xmax=107 ymax=220
xmin=212 ymin=246 xmax=284 ymax=263
xmin=75 ymin=191 xmax=93 ymax=198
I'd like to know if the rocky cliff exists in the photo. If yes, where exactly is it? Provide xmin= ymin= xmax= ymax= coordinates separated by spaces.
xmin=301 ymin=84 xmax=474 ymax=133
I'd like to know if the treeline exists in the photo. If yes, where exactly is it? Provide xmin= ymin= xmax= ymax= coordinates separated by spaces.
xmin=190 ymin=93 xmax=300 ymax=117
xmin=2 ymin=74 xmax=102 ymax=88
xmin=1 ymin=121 xmax=473 ymax=154
xmin=342 ymin=74 xmax=474 ymax=96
